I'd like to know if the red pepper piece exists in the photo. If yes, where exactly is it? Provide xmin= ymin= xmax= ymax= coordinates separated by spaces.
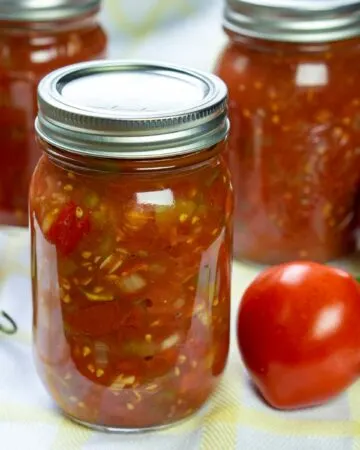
xmin=47 ymin=201 xmax=90 ymax=255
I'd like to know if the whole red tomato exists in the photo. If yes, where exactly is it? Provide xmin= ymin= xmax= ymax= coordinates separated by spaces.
xmin=237 ymin=262 xmax=360 ymax=410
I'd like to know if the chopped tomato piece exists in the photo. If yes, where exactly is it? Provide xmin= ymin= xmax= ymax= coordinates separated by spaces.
xmin=46 ymin=202 xmax=90 ymax=255
xmin=67 ymin=302 xmax=121 ymax=336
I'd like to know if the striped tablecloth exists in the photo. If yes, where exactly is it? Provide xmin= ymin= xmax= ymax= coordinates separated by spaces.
xmin=1 ymin=227 xmax=360 ymax=450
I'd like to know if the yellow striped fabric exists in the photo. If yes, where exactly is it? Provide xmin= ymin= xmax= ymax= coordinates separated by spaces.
xmin=102 ymin=0 xmax=199 ymax=38
xmin=0 ymin=228 xmax=359 ymax=449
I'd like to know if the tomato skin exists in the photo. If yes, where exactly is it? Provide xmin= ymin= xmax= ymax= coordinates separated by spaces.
xmin=237 ymin=262 xmax=360 ymax=410
xmin=47 ymin=201 xmax=90 ymax=255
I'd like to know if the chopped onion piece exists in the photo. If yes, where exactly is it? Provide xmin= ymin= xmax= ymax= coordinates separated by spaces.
xmin=118 ymin=274 xmax=147 ymax=294
xmin=149 ymin=264 xmax=166 ymax=275
xmin=111 ymin=374 xmax=136 ymax=391
xmin=174 ymin=298 xmax=185 ymax=309
xmin=42 ymin=211 xmax=57 ymax=234
xmin=82 ymin=289 xmax=114 ymax=302
xmin=161 ymin=334 xmax=180 ymax=351
xmin=94 ymin=341 xmax=109 ymax=366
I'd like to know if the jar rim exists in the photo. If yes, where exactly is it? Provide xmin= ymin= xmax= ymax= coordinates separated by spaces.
xmin=224 ymin=0 xmax=360 ymax=43
xmin=0 ymin=0 xmax=100 ymax=22
xmin=36 ymin=60 xmax=229 ymax=160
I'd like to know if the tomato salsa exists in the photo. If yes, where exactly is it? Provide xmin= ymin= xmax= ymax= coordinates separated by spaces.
xmin=0 ymin=1 xmax=106 ymax=226
xmin=30 ymin=62 xmax=232 ymax=430
xmin=216 ymin=0 xmax=360 ymax=264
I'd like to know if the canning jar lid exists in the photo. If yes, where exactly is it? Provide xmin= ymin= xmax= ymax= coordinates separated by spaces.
xmin=0 ymin=0 xmax=100 ymax=22
xmin=224 ymin=0 xmax=360 ymax=43
xmin=36 ymin=60 xmax=229 ymax=160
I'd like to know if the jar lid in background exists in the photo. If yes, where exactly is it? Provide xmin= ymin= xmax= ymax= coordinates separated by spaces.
xmin=0 ymin=0 xmax=100 ymax=21
xmin=36 ymin=60 xmax=229 ymax=160
xmin=224 ymin=0 xmax=360 ymax=43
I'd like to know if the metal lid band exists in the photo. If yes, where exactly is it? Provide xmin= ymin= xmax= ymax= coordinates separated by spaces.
xmin=36 ymin=60 xmax=229 ymax=160
xmin=0 ymin=0 xmax=100 ymax=22
xmin=224 ymin=0 xmax=360 ymax=43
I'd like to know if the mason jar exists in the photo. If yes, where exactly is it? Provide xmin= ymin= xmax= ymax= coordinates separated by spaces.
xmin=216 ymin=0 xmax=360 ymax=264
xmin=0 ymin=0 xmax=107 ymax=226
xmin=30 ymin=61 xmax=233 ymax=431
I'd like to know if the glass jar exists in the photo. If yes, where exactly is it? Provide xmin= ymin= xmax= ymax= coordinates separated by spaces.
xmin=30 ymin=61 xmax=233 ymax=431
xmin=0 ymin=0 xmax=107 ymax=227
xmin=216 ymin=0 xmax=360 ymax=264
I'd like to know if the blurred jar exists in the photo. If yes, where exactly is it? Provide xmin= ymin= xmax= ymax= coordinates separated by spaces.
xmin=0 ymin=0 xmax=107 ymax=227
xmin=216 ymin=0 xmax=360 ymax=264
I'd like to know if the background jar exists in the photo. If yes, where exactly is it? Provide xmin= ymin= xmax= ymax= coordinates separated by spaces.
xmin=30 ymin=61 xmax=233 ymax=431
xmin=0 ymin=0 xmax=107 ymax=227
xmin=216 ymin=0 xmax=360 ymax=265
